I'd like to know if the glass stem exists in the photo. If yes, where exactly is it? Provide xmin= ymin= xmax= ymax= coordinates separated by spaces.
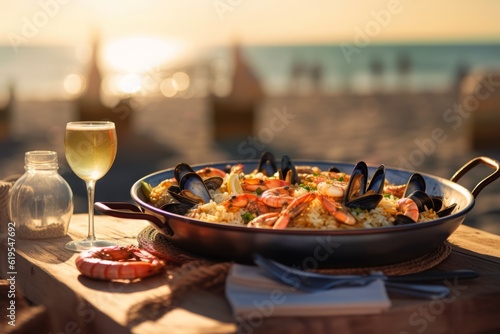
xmin=86 ymin=180 xmax=96 ymax=241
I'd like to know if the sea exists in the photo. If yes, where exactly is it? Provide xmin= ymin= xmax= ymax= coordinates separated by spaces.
xmin=1 ymin=42 xmax=500 ymax=100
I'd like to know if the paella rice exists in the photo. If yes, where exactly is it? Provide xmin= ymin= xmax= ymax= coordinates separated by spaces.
xmin=186 ymin=192 xmax=439 ymax=229
xmin=148 ymin=161 xmax=441 ymax=230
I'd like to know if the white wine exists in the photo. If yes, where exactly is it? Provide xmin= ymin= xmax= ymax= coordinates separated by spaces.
xmin=64 ymin=121 xmax=118 ymax=251
xmin=65 ymin=122 xmax=117 ymax=181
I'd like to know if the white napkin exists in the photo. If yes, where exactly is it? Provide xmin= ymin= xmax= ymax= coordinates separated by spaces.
xmin=225 ymin=264 xmax=391 ymax=318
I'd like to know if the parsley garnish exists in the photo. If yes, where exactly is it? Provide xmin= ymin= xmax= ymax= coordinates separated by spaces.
xmin=241 ymin=212 xmax=254 ymax=224
xmin=300 ymin=184 xmax=312 ymax=191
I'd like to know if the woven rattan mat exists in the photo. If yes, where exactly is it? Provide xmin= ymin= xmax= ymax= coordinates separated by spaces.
xmin=137 ymin=225 xmax=452 ymax=275
xmin=129 ymin=226 xmax=452 ymax=325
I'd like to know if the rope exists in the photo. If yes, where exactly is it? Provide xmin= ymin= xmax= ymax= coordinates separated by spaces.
xmin=127 ymin=260 xmax=231 ymax=326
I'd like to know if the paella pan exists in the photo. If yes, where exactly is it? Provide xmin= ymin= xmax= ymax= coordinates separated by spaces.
xmin=96 ymin=154 xmax=499 ymax=268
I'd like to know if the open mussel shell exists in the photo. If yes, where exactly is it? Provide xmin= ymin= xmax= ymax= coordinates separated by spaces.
xmin=179 ymin=172 xmax=211 ymax=203
xmin=431 ymin=196 xmax=444 ymax=212
xmin=344 ymin=162 xmax=386 ymax=210
xmin=344 ymin=161 xmax=368 ymax=203
xmin=437 ymin=203 xmax=457 ymax=217
xmin=169 ymin=190 xmax=198 ymax=205
xmin=168 ymin=185 xmax=181 ymax=194
xmin=256 ymin=151 xmax=278 ymax=176
xmin=328 ymin=166 xmax=341 ymax=173
xmin=174 ymin=163 xmax=195 ymax=183
xmin=403 ymin=173 xmax=426 ymax=198
xmin=279 ymin=154 xmax=299 ymax=184
xmin=431 ymin=196 xmax=457 ymax=217
xmin=204 ymin=176 xmax=224 ymax=190
xmin=345 ymin=193 xmax=383 ymax=210
xmin=160 ymin=202 xmax=194 ymax=215
xmin=167 ymin=185 xmax=198 ymax=205
xmin=405 ymin=191 xmax=457 ymax=218
xmin=366 ymin=165 xmax=386 ymax=194
xmin=406 ymin=190 xmax=457 ymax=217
xmin=407 ymin=190 xmax=435 ymax=212
xmin=167 ymin=184 xmax=197 ymax=205
xmin=393 ymin=213 xmax=416 ymax=225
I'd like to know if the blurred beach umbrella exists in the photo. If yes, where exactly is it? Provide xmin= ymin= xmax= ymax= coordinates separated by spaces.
xmin=76 ymin=33 xmax=134 ymax=136
xmin=210 ymin=42 xmax=264 ymax=141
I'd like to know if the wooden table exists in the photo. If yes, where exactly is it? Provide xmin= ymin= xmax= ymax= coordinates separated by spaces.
xmin=1 ymin=214 xmax=500 ymax=333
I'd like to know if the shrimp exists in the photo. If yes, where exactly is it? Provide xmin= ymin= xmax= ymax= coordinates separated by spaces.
xmin=196 ymin=167 xmax=227 ymax=179
xmin=273 ymin=192 xmax=316 ymax=229
xmin=272 ymin=192 xmax=357 ymax=229
xmin=222 ymin=193 xmax=270 ymax=215
xmin=316 ymin=181 xmax=347 ymax=199
xmin=75 ymin=245 xmax=165 ymax=281
xmin=295 ymin=165 xmax=322 ymax=175
xmin=241 ymin=178 xmax=289 ymax=192
xmin=317 ymin=194 xmax=357 ymax=225
xmin=384 ymin=184 xmax=406 ymax=198
xmin=229 ymin=163 xmax=245 ymax=174
xmin=247 ymin=212 xmax=280 ymax=228
xmin=396 ymin=197 xmax=419 ymax=222
xmin=260 ymin=186 xmax=297 ymax=208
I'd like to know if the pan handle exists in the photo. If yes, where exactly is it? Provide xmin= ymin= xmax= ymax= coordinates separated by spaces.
xmin=450 ymin=156 xmax=500 ymax=198
xmin=94 ymin=202 xmax=174 ymax=236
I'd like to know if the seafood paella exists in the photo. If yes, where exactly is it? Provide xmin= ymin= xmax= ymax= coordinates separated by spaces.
xmin=141 ymin=152 xmax=456 ymax=230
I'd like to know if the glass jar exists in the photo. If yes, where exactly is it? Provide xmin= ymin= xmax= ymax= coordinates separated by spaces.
xmin=9 ymin=151 xmax=73 ymax=239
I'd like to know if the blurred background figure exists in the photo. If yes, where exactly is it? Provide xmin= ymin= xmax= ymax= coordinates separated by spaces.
xmin=310 ymin=61 xmax=324 ymax=95
xmin=289 ymin=59 xmax=306 ymax=95
xmin=369 ymin=57 xmax=384 ymax=93
xmin=0 ymin=82 xmax=14 ymax=141
xmin=77 ymin=34 xmax=134 ymax=137
xmin=210 ymin=42 xmax=264 ymax=142
xmin=396 ymin=53 xmax=412 ymax=92
xmin=454 ymin=61 xmax=470 ymax=97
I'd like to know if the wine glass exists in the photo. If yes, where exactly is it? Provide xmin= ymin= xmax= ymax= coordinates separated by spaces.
xmin=64 ymin=121 xmax=117 ymax=251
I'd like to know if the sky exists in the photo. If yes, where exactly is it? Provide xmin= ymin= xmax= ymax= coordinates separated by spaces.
xmin=1 ymin=0 xmax=500 ymax=48
xmin=1 ymin=0 xmax=499 ymax=100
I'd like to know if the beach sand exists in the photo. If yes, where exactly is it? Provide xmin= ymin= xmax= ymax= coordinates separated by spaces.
xmin=1 ymin=92 xmax=499 ymax=235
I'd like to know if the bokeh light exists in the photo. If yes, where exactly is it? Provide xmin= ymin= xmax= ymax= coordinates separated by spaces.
xmin=172 ymin=72 xmax=190 ymax=91
xmin=63 ymin=73 xmax=86 ymax=96
xmin=160 ymin=78 xmax=177 ymax=97
xmin=118 ymin=73 xmax=142 ymax=94
xmin=103 ymin=36 xmax=183 ymax=74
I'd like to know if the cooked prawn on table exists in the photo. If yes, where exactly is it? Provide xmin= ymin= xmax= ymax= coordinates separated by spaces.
xmin=75 ymin=245 xmax=165 ymax=281
xmin=143 ymin=152 xmax=455 ymax=230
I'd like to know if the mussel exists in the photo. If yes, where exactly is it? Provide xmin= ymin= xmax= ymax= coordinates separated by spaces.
xmin=344 ymin=162 xmax=386 ymax=211
xmin=406 ymin=190 xmax=434 ymax=212
xmin=161 ymin=163 xmax=214 ymax=215
xmin=174 ymin=162 xmax=195 ymax=183
xmin=256 ymin=151 xmax=278 ymax=176
xmin=394 ymin=173 xmax=457 ymax=225
xmin=256 ymin=152 xmax=300 ymax=185
xmin=204 ymin=176 xmax=224 ymax=190
xmin=407 ymin=173 xmax=456 ymax=216
xmin=279 ymin=154 xmax=300 ymax=185
xmin=328 ymin=166 xmax=341 ymax=173
xmin=431 ymin=196 xmax=458 ymax=217
xmin=393 ymin=214 xmax=416 ymax=225
xmin=168 ymin=172 xmax=211 ymax=205
xmin=403 ymin=173 xmax=426 ymax=198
